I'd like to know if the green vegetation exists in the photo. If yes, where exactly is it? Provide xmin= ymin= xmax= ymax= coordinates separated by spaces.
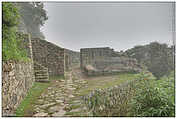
xmin=49 ymin=75 xmax=65 ymax=81
xmin=81 ymin=69 xmax=174 ymax=117
xmin=82 ymin=76 xmax=138 ymax=116
xmin=2 ymin=2 xmax=28 ymax=61
xmin=2 ymin=2 xmax=48 ymax=61
xmin=125 ymin=42 xmax=174 ymax=79
xmin=129 ymin=71 xmax=175 ymax=117
xmin=18 ymin=2 xmax=48 ymax=39
xmin=16 ymin=76 xmax=64 ymax=116
xmin=16 ymin=82 xmax=50 ymax=116
xmin=78 ymin=73 xmax=138 ymax=96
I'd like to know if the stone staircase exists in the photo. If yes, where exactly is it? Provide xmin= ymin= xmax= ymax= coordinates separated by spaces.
xmin=34 ymin=62 xmax=49 ymax=82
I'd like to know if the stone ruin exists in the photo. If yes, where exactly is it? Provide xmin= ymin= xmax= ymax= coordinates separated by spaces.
xmin=31 ymin=38 xmax=80 ymax=77
xmin=2 ymin=33 xmax=80 ymax=116
xmin=80 ymin=47 xmax=142 ymax=76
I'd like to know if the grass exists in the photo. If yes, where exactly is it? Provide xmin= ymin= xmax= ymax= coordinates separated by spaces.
xmin=128 ymin=71 xmax=175 ymax=117
xmin=49 ymin=75 xmax=65 ymax=81
xmin=15 ymin=82 xmax=50 ymax=116
xmin=77 ymin=73 xmax=139 ymax=96
xmin=65 ymin=111 xmax=82 ymax=116
xmin=15 ymin=75 xmax=64 ymax=117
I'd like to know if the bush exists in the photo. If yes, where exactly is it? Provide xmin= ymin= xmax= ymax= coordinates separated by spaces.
xmin=129 ymin=71 xmax=175 ymax=117
xmin=2 ymin=2 xmax=28 ymax=61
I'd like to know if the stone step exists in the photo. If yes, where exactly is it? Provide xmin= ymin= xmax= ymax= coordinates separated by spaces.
xmin=35 ymin=79 xmax=50 ymax=83
xmin=34 ymin=69 xmax=48 ymax=72
xmin=34 ymin=64 xmax=47 ymax=68
xmin=35 ymin=73 xmax=49 ymax=76
xmin=33 ymin=62 xmax=49 ymax=83
xmin=35 ymin=72 xmax=48 ymax=74
xmin=35 ymin=72 xmax=48 ymax=75
xmin=35 ymin=76 xmax=49 ymax=78
xmin=35 ymin=75 xmax=49 ymax=78
xmin=35 ymin=76 xmax=49 ymax=79
xmin=34 ymin=70 xmax=48 ymax=74
xmin=34 ymin=67 xmax=48 ymax=70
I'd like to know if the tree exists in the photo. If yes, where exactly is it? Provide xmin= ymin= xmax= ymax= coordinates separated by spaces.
xmin=17 ymin=2 xmax=48 ymax=39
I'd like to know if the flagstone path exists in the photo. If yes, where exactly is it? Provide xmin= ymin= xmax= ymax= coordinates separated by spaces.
xmin=32 ymin=68 xmax=90 ymax=117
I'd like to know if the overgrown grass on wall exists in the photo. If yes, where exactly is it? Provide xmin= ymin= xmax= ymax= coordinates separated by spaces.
xmin=2 ymin=2 xmax=28 ymax=61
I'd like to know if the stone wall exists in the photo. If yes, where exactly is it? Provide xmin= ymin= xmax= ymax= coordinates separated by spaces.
xmin=65 ymin=49 xmax=80 ymax=71
xmin=31 ymin=38 xmax=65 ymax=76
xmin=80 ymin=47 xmax=114 ymax=69
xmin=80 ymin=47 xmax=142 ymax=76
xmin=2 ymin=33 xmax=35 ymax=116
xmin=83 ymin=78 xmax=139 ymax=116
xmin=16 ymin=33 xmax=33 ymax=59
xmin=2 ymin=61 xmax=35 ymax=116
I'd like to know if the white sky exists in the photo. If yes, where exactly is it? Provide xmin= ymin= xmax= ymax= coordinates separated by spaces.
xmin=41 ymin=2 xmax=175 ymax=52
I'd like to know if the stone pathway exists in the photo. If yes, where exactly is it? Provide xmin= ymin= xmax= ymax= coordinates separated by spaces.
xmin=32 ymin=68 xmax=89 ymax=117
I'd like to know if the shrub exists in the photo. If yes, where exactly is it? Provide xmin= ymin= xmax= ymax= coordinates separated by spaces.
xmin=129 ymin=71 xmax=175 ymax=117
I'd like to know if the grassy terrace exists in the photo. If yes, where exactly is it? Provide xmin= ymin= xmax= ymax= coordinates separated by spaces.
xmin=15 ymin=75 xmax=64 ymax=117
xmin=77 ymin=72 xmax=139 ymax=96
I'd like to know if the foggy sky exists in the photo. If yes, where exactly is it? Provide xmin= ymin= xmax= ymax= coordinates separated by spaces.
xmin=41 ymin=2 xmax=175 ymax=52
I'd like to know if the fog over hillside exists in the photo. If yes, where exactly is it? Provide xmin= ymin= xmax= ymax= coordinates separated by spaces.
xmin=41 ymin=2 xmax=175 ymax=52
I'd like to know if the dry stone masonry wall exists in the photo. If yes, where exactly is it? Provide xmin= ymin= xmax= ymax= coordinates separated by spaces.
xmin=80 ymin=47 xmax=113 ymax=69
xmin=83 ymin=79 xmax=138 ymax=116
xmin=65 ymin=49 xmax=80 ymax=71
xmin=2 ymin=33 xmax=35 ymax=116
xmin=34 ymin=62 xmax=49 ymax=82
xmin=80 ymin=47 xmax=141 ymax=76
xmin=2 ymin=61 xmax=35 ymax=116
xmin=31 ymin=38 xmax=65 ymax=76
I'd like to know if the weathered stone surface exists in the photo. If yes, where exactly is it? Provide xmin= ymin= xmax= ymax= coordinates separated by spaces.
xmin=68 ymin=94 xmax=75 ymax=98
xmin=80 ymin=47 xmax=142 ymax=76
xmin=34 ymin=62 xmax=49 ymax=82
xmin=56 ymin=100 xmax=63 ymax=103
xmin=51 ymin=110 xmax=66 ymax=117
xmin=36 ymin=99 xmax=44 ymax=105
xmin=40 ymin=103 xmax=56 ymax=109
xmin=31 ymin=68 xmax=89 ymax=117
xmin=31 ymin=38 xmax=65 ymax=76
xmin=31 ymin=38 xmax=80 ymax=76
xmin=33 ymin=112 xmax=48 ymax=117
xmin=2 ymin=61 xmax=35 ymax=117
xmin=48 ymin=105 xmax=61 ymax=113
xmin=70 ymin=108 xmax=81 ymax=112
xmin=64 ymin=49 xmax=80 ymax=71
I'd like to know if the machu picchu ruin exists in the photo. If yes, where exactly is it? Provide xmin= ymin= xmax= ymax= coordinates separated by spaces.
xmin=2 ymin=2 xmax=175 ymax=117
xmin=80 ymin=47 xmax=142 ymax=76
